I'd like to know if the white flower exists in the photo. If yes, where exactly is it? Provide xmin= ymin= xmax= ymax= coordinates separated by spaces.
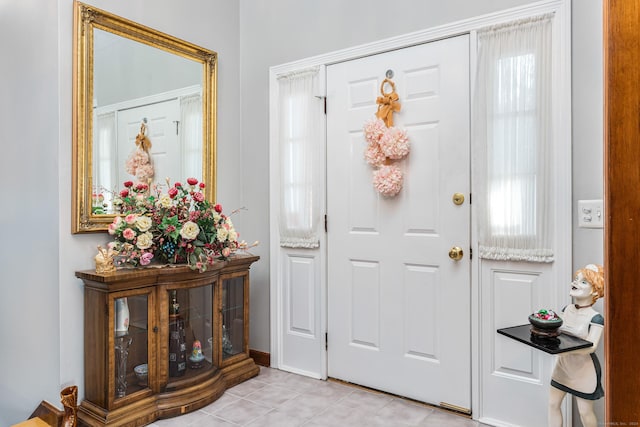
xmin=180 ymin=221 xmax=200 ymax=240
xmin=135 ymin=215 xmax=153 ymax=232
xmin=136 ymin=232 xmax=154 ymax=250
xmin=217 ymin=227 xmax=229 ymax=242
xmin=228 ymin=230 xmax=238 ymax=242
xmin=157 ymin=194 xmax=172 ymax=208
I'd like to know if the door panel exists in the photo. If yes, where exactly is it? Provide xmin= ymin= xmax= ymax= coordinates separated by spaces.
xmin=117 ymin=99 xmax=180 ymax=185
xmin=326 ymin=35 xmax=471 ymax=409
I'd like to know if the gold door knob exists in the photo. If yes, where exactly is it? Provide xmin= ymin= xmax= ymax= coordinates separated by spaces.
xmin=452 ymin=193 xmax=465 ymax=205
xmin=449 ymin=246 xmax=464 ymax=261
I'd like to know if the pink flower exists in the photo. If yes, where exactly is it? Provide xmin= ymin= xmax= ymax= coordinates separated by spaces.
xmin=139 ymin=252 xmax=154 ymax=266
xmin=136 ymin=163 xmax=154 ymax=182
xmin=174 ymin=182 xmax=182 ymax=188
xmin=136 ymin=183 xmax=148 ymax=191
xmin=108 ymin=216 xmax=122 ymax=235
xmin=187 ymin=177 xmax=198 ymax=186
xmin=122 ymin=228 xmax=136 ymax=240
xmin=363 ymin=117 xmax=386 ymax=144
xmin=199 ymin=182 xmax=206 ymax=189
xmin=168 ymin=187 xmax=178 ymax=198
xmin=373 ymin=165 xmax=403 ymax=197
xmin=192 ymin=192 xmax=204 ymax=202
xmin=214 ymin=204 xmax=223 ymax=213
xmin=125 ymin=148 xmax=154 ymax=182
xmin=222 ymin=247 xmax=231 ymax=257
xmin=364 ymin=142 xmax=386 ymax=167
xmin=379 ymin=127 xmax=410 ymax=160
xmin=125 ymin=214 xmax=137 ymax=224
xmin=120 ymin=189 xmax=129 ymax=198
xmin=108 ymin=222 xmax=118 ymax=235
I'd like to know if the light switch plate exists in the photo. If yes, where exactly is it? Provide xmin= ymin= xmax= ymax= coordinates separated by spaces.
xmin=578 ymin=199 xmax=604 ymax=228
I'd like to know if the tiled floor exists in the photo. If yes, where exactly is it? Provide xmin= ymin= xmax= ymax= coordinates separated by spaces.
xmin=149 ymin=367 xmax=490 ymax=426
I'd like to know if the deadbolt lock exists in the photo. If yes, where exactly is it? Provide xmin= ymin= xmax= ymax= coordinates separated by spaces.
xmin=452 ymin=193 xmax=465 ymax=205
xmin=449 ymin=246 xmax=464 ymax=261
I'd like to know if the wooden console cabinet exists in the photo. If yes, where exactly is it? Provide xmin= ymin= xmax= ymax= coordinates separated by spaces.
xmin=75 ymin=255 xmax=259 ymax=426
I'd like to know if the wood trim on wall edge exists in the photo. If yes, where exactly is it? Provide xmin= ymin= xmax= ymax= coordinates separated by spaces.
xmin=604 ymin=0 xmax=640 ymax=421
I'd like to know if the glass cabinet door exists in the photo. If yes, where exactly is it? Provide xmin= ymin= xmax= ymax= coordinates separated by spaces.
xmin=166 ymin=284 xmax=214 ymax=384
xmin=113 ymin=293 xmax=149 ymax=400
xmin=221 ymin=275 xmax=246 ymax=360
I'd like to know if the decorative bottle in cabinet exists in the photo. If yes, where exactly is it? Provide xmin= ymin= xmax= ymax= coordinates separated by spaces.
xmin=168 ymin=290 xmax=186 ymax=377
xmin=114 ymin=297 xmax=130 ymax=335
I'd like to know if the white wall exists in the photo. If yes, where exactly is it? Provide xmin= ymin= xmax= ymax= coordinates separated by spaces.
xmin=0 ymin=1 xmax=61 ymax=424
xmin=571 ymin=0 xmax=605 ymax=422
xmin=1 ymin=0 xmax=240 ymax=425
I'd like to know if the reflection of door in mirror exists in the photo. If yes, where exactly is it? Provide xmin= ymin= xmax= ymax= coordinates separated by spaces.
xmin=93 ymin=89 xmax=202 ymax=214
xmin=91 ymin=27 xmax=203 ymax=215
xmin=117 ymin=100 xmax=181 ymax=188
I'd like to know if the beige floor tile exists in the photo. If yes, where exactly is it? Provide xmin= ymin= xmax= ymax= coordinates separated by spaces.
xmin=151 ymin=367 xmax=488 ymax=426
xmin=211 ymin=398 xmax=271 ymax=425
xmin=374 ymin=398 xmax=434 ymax=425
xmin=245 ymin=409 xmax=309 ymax=427
xmin=226 ymin=378 xmax=270 ymax=397
xmin=199 ymin=393 xmax=241 ymax=414
xmin=244 ymin=383 xmax=301 ymax=408
xmin=337 ymin=388 xmax=394 ymax=411
xmin=419 ymin=410 xmax=479 ymax=426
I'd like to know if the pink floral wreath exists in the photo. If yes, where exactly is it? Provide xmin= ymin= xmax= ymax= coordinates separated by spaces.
xmin=362 ymin=78 xmax=410 ymax=197
xmin=125 ymin=122 xmax=155 ymax=184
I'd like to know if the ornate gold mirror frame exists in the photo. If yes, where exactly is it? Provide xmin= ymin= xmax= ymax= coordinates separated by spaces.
xmin=72 ymin=1 xmax=217 ymax=233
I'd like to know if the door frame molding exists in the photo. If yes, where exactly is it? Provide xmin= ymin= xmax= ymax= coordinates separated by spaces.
xmin=269 ymin=0 xmax=572 ymax=422
xmin=603 ymin=0 xmax=640 ymax=421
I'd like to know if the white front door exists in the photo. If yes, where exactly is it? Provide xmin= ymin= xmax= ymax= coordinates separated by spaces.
xmin=326 ymin=35 xmax=471 ymax=410
xmin=117 ymin=99 xmax=181 ymax=185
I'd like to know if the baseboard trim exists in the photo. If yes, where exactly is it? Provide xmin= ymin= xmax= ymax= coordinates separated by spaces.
xmin=249 ymin=349 xmax=270 ymax=367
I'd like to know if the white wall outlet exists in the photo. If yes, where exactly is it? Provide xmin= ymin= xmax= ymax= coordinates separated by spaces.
xmin=578 ymin=199 xmax=604 ymax=228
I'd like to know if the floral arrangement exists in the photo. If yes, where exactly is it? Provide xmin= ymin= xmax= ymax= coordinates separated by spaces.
xmin=362 ymin=78 xmax=410 ymax=197
xmin=108 ymin=178 xmax=253 ymax=272
xmin=531 ymin=309 xmax=559 ymax=320
xmin=363 ymin=117 xmax=410 ymax=197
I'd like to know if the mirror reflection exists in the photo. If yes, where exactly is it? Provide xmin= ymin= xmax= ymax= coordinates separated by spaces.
xmin=72 ymin=1 xmax=217 ymax=233
xmin=92 ymin=29 xmax=203 ymax=214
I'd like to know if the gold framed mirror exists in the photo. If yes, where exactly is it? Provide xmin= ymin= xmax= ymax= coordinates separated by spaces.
xmin=72 ymin=1 xmax=217 ymax=233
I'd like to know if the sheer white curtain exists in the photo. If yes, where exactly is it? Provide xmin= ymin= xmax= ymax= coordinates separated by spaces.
xmin=180 ymin=93 xmax=203 ymax=180
xmin=277 ymin=67 xmax=323 ymax=248
xmin=95 ymin=111 xmax=117 ymax=206
xmin=474 ymin=14 xmax=554 ymax=262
